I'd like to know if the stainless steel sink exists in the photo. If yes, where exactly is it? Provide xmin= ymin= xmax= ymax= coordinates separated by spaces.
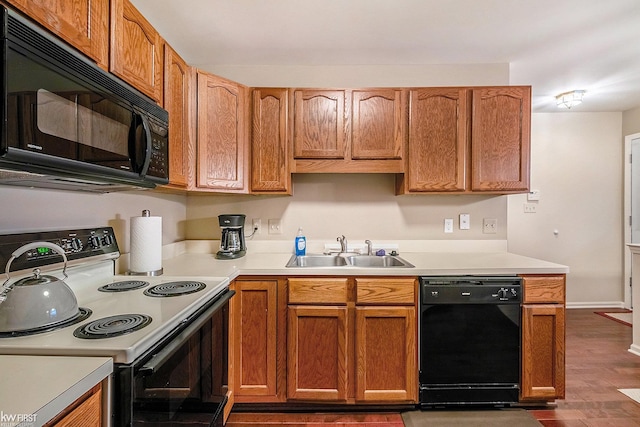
xmin=285 ymin=253 xmax=414 ymax=268
xmin=286 ymin=254 xmax=349 ymax=267
xmin=345 ymin=255 xmax=414 ymax=268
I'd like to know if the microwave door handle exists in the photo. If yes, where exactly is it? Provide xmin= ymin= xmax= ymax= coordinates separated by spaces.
xmin=130 ymin=112 xmax=152 ymax=176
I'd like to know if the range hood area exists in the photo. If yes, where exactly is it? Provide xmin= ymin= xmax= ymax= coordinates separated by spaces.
xmin=0 ymin=168 xmax=155 ymax=193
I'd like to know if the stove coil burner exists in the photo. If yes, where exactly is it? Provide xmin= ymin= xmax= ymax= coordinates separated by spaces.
xmin=98 ymin=280 xmax=150 ymax=292
xmin=143 ymin=281 xmax=206 ymax=297
xmin=0 ymin=308 xmax=92 ymax=338
xmin=73 ymin=314 xmax=152 ymax=339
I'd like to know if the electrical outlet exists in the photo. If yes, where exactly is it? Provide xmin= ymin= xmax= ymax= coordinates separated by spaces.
xmin=268 ymin=218 xmax=282 ymax=235
xmin=444 ymin=218 xmax=454 ymax=233
xmin=459 ymin=213 xmax=470 ymax=230
xmin=252 ymin=218 xmax=261 ymax=234
xmin=524 ymin=203 xmax=537 ymax=213
xmin=483 ymin=218 xmax=498 ymax=234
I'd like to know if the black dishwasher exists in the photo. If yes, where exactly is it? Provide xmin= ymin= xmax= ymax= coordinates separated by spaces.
xmin=419 ymin=276 xmax=522 ymax=407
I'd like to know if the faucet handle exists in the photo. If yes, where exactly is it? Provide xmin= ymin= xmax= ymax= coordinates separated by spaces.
xmin=364 ymin=239 xmax=373 ymax=255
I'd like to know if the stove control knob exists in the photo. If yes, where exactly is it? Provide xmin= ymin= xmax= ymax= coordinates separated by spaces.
xmin=71 ymin=238 xmax=83 ymax=251
xmin=89 ymin=236 xmax=101 ymax=249
xmin=103 ymin=234 xmax=114 ymax=246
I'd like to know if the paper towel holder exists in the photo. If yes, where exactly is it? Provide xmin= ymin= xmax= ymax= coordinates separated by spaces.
xmin=128 ymin=209 xmax=164 ymax=276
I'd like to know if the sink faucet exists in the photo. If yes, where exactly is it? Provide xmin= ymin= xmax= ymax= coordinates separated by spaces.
xmin=337 ymin=235 xmax=347 ymax=253
xmin=365 ymin=239 xmax=373 ymax=255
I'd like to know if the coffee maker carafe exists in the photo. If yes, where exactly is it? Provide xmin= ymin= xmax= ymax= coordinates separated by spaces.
xmin=216 ymin=214 xmax=247 ymax=259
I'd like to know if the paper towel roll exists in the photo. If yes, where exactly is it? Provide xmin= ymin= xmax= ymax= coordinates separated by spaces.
xmin=129 ymin=210 xmax=163 ymax=275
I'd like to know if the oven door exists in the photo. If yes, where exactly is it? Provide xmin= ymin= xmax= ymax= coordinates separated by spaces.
xmin=113 ymin=289 xmax=234 ymax=427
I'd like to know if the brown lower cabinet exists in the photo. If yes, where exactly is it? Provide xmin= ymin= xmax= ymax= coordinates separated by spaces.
xmin=231 ymin=278 xmax=287 ymax=402
xmin=520 ymin=274 xmax=566 ymax=401
xmin=45 ymin=384 xmax=102 ymax=427
xmin=230 ymin=274 xmax=564 ymax=407
xmin=230 ymin=276 xmax=417 ymax=404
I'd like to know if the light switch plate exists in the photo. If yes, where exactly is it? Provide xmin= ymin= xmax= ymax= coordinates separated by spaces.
xmin=444 ymin=218 xmax=454 ymax=233
xmin=527 ymin=190 xmax=540 ymax=201
xmin=268 ymin=218 xmax=282 ymax=235
xmin=459 ymin=213 xmax=470 ymax=230
xmin=483 ymin=218 xmax=497 ymax=234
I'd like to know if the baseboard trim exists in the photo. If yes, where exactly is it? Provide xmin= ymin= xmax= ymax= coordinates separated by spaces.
xmin=566 ymin=301 xmax=627 ymax=309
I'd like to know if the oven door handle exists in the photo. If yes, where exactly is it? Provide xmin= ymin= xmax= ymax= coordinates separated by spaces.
xmin=138 ymin=289 xmax=234 ymax=376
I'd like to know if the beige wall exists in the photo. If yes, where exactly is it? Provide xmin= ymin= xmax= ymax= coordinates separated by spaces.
xmin=507 ymin=112 xmax=624 ymax=306
xmin=623 ymin=105 xmax=640 ymax=136
xmin=186 ymin=174 xmax=508 ymax=242
xmin=204 ymin=64 xmax=509 ymax=88
xmin=1 ymin=187 xmax=187 ymax=253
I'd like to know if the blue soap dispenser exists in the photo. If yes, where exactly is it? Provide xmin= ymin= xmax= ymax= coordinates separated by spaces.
xmin=295 ymin=227 xmax=306 ymax=256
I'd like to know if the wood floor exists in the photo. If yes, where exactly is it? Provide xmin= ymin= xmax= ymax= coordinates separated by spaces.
xmin=227 ymin=308 xmax=640 ymax=426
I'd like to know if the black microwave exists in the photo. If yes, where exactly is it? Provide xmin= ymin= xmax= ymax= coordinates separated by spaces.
xmin=0 ymin=6 xmax=169 ymax=192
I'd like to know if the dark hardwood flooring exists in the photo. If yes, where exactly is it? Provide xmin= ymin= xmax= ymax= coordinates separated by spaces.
xmin=227 ymin=308 xmax=640 ymax=426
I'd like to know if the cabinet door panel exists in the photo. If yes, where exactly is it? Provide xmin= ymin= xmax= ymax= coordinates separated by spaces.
xmin=232 ymin=280 xmax=278 ymax=397
xmin=521 ymin=304 xmax=565 ymax=400
xmin=287 ymin=305 xmax=348 ymax=401
xmin=352 ymin=90 xmax=405 ymax=160
xmin=293 ymin=90 xmax=346 ymax=159
xmin=110 ymin=0 xmax=163 ymax=102
xmin=252 ymin=88 xmax=290 ymax=193
xmin=471 ymin=86 xmax=531 ymax=191
xmin=355 ymin=307 xmax=416 ymax=402
xmin=8 ymin=0 xmax=109 ymax=68
xmin=407 ymin=88 xmax=468 ymax=191
xmin=164 ymin=44 xmax=191 ymax=188
xmin=196 ymin=72 xmax=247 ymax=191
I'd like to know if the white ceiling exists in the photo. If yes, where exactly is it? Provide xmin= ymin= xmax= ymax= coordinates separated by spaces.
xmin=131 ymin=0 xmax=640 ymax=113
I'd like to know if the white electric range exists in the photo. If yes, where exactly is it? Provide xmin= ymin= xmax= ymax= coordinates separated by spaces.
xmin=0 ymin=227 xmax=233 ymax=426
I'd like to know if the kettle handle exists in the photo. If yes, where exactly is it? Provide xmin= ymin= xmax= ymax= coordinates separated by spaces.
xmin=5 ymin=242 xmax=68 ymax=281
xmin=1 ymin=242 xmax=68 ymax=303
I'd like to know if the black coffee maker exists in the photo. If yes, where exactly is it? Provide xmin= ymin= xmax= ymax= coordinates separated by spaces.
xmin=216 ymin=214 xmax=247 ymax=259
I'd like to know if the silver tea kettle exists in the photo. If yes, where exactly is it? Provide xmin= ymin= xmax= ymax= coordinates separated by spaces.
xmin=0 ymin=242 xmax=80 ymax=333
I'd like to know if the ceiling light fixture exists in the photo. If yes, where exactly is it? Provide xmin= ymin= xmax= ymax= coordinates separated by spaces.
xmin=556 ymin=90 xmax=585 ymax=109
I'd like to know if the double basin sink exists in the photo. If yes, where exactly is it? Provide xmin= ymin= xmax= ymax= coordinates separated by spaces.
xmin=286 ymin=253 xmax=414 ymax=268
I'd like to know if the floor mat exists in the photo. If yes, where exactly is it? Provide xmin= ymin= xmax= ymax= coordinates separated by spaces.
xmin=595 ymin=310 xmax=632 ymax=326
xmin=619 ymin=388 xmax=640 ymax=403
xmin=401 ymin=408 xmax=542 ymax=427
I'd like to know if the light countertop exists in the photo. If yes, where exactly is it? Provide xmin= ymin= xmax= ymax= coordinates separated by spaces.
xmin=157 ymin=240 xmax=569 ymax=278
xmin=0 ymin=355 xmax=112 ymax=427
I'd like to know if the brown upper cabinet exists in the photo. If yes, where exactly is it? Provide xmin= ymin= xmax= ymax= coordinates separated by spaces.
xmin=471 ymin=86 xmax=531 ymax=192
xmin=290 ymin=89 xmax=406 ymax=173
xmin=163 ymin=44 xmax=193 ymax=189
xmin=6 ymin=0 xmax=110 ymax=69
xmin=402 ymin=88 xmax=470 ymax=192
xmin=397 ymin=85 xmax=531 ymax=194
xmin=251 ymin=88 xmax=291 ymax=194
xmin=110 ymin=0 xmax=164 ymax=103
xmin=196 ymin=71 xmax=249 ymax=193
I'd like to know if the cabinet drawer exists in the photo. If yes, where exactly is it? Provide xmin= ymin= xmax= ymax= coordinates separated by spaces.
xmin=288 ymin=278 xmax=348 ymax=304
xmin=355 ymin=278 xmax=415 ymax=305
xmin=522 ymin=275 xmax=565 ymax=304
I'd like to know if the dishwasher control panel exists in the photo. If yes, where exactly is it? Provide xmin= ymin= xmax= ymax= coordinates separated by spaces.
xmin=420 ymin=276 xmax=522 ymax=304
